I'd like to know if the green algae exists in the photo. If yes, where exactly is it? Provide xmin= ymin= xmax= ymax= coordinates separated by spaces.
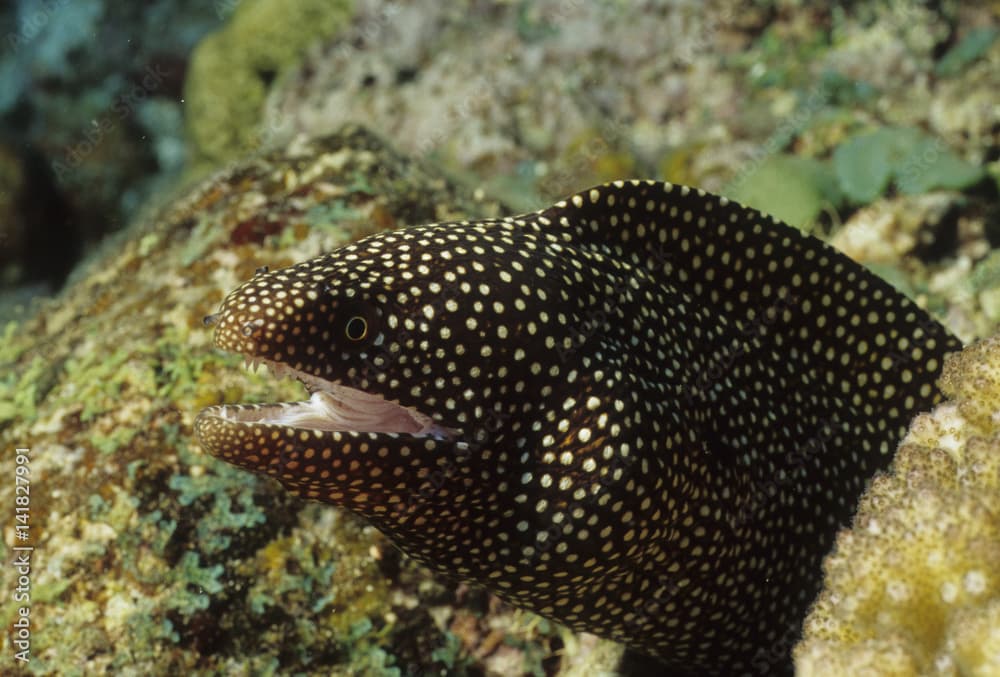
xmin=170 ymin=551 xmax=226 ymax=616
xmin=726 ymin=154 xmax=841 ymax=232
xmin=733 ymin=21 xmax=832 ymax=90
xmin=833 ymin=127 xmax=984 ymax=204
xmin=936 ymin=26 xmax=999 ymax=77
xmin=0 ymin=320 xmax=22 ymax=361
xmin=168 ymin=470 xmax=269 ymax=555
xmin=184 ymin=0 xmax=354 ymax=167
xmin=971 ymin=250 xmax=1000 ymax=293
xmin=971 ymin=251 xmax=1000 ymax=324
xmin=90 ymin=428 xmax=141 ymax=456
xmin=0 ymin=353 xmax=46 ymax=425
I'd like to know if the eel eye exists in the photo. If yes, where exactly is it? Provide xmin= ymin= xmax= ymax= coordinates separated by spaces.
xmin=345 ymin=316 xmax=368 ymax=341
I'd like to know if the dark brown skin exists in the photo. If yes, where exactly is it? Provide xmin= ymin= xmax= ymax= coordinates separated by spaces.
xmin=197 ymin=180 xmax=961 ymax=674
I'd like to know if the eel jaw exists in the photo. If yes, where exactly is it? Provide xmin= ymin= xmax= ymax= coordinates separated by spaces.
xmin=206 ymin=355 xmax=457 ymax=440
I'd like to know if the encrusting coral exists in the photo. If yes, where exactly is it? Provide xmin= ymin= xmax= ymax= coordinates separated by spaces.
xmin=795 ymin=331 xmax=1000 ymax=676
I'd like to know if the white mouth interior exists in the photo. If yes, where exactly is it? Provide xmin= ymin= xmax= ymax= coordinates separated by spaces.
xmin=221 ymin=357 xmax=456 ymax=439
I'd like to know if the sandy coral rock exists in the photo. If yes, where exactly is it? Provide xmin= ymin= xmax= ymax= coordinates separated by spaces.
xmin=829 ymin=193 xmax=963 ymax=266
xmin=794 ymin=332 xmax=1000 ymax=676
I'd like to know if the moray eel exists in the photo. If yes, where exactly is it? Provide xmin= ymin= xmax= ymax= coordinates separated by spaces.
xmin=195 ymin=180 xmax=961 ymax=674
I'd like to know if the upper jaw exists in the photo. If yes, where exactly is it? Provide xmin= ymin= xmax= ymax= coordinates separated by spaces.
xmin=212 ymin=355 xmax=458 ymax=439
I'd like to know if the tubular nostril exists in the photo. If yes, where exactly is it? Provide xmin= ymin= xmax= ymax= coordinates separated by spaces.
xmin=255 ymin=266 xmax=269 ymax=276
xmin=203 ymin=313 xmax=220 ymax=327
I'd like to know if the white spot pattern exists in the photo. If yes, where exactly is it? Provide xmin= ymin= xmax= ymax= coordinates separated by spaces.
xmin=196 ymin=180 xmax=961 ymax=675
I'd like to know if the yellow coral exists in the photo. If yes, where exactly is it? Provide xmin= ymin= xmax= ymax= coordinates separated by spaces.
xmin=184 ymin=0 xmax=353 ymax=166
xmin=795 ymin=333 xmax=1000 ymax=676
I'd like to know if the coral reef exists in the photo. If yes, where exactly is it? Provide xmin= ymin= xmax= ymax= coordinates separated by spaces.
xmin=265 ymin=1 xmax=996 ymax=208
xmin=184 ymin=0 xmax=354 ymax=167
xmin=794 ymin=332 xmax=1000 ymax=676
xmin=1 ymin=0 xmax=997 ymax=672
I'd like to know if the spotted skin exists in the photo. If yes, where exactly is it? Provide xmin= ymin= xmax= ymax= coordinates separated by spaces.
xmin=196 ymin=180 xmax=961 ymax=674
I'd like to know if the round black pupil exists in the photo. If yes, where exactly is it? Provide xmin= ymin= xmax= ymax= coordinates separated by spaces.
xmin=346 ymin=317 xmax=366 ymax=340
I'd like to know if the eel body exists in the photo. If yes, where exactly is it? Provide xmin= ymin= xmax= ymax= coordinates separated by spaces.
xmin=196 ymin=180 xmax=961 ymax=674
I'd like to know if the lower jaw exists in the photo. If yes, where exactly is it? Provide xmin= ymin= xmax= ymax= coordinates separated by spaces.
xmin=213 ymin=356 xmax=457 ymax=438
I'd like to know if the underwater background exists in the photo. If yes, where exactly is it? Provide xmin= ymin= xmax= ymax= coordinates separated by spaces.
xmin=0 ymin=1 xmax=998 ymax=675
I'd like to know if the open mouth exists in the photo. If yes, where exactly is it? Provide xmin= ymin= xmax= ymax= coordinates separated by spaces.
xmin=213 ymin=356 xmax=457 ymax=440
